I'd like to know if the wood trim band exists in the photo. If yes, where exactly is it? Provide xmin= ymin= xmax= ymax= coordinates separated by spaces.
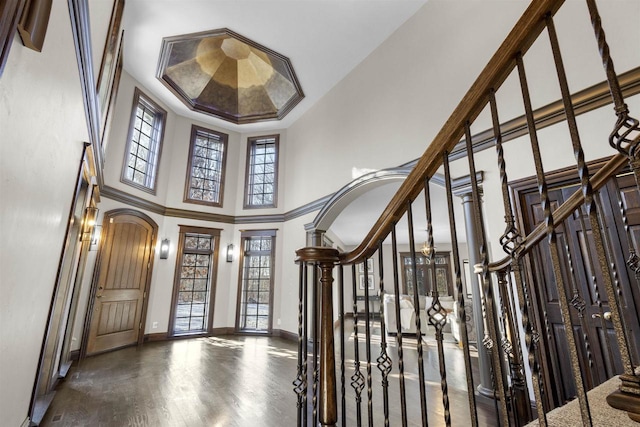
xmin=68 ymin=0 xmax=103 ymax=186
xmin=101 ymin=184 xmax=330 ymax=224
xmin=448 ymin=66 xmax=640 ymax=161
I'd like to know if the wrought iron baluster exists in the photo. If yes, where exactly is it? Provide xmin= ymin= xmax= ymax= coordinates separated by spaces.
xmin=339 ymin=265 xmax=347 ymax=427
xmin=464 ymin=120 xmax=510 ymax=425
xmin=443 ymin=153 xmax=478 ymax=427
xmin=407 ymin=202 xmax=429 ymax=426
xmin=517 ymin=51 xmax=593 ymax=425
xmin=495 ymin=270 xmax=517 ymax=425
xmin=376 ymin=243 xmax=392 ymax=427
xmin=503 ymin=269 xmax=533 ymax=425
xmin=293 ymin=262 xmax=308 ymax=427
xmin=423 ymin=177 xmax=451 ymax=426
xmin=362 ymin=258 xmax=374 ymax=427
xmin=351 ymin=264 xmax=365 ymax=427
xmin=489 ymin=89 xmax=542 ymax=423
xmin=313 ymin=262 xmax=320 ymax=427
xmin=391 ymin=225 xmax=408 ymax=427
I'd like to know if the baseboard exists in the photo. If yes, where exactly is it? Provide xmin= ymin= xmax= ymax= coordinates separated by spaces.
xmin=21 ymin=416 xmax=30 ymax=427
xmin=144 ymin=332 xmax=168 ymax=342
xmin=143 ymin=327 xmax=295 ymax=342
xmin=210 ymin=327 xmax=235 ymax=335
xmin=276 ymin=329 xmax=298 ymax=342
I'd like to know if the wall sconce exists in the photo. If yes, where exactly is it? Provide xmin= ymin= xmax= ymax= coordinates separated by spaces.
xmin=226 ymin=243 xmax=234 ymax=262
xmin=89 ymin=225 xmax=102 ymax=251
xmin=159 ymin=239 xmax=170 ymax=259
xmin=82 ymin=206 xmax=99 ymax=242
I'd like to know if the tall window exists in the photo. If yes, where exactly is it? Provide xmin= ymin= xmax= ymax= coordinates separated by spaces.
xmin=169 ymin=226 xmax=220 ymax=336
xmin=184 ymin=125 xmax=228 ymax=206
xmin=121 ymin=88 xmax=166 ymax=193
xmin=244 ymin=135 xmax=279 ymax=208
xmin=236 ymin=230 xmax=276 ymax=332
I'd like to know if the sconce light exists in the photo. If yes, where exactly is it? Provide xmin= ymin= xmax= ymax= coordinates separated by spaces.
xmin=89 ymin=225 xmax=102 ymax=251
xmin=82 ymin=206 xmax=99 ymax=242
xmin=159 ymin=239 xmax=170 ymax=259
xmin=226 ymin=243 xmax=234 ymax=262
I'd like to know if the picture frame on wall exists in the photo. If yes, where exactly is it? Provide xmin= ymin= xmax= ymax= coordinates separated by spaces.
xmin=358 ymin=258 xmax=374 ymax=274
xmin=359 ymin=274 xmax=375 ymax=290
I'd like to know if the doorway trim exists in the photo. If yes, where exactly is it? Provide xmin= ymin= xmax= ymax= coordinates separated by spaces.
xmin=79 ymin=208 xmax=158 ymax=359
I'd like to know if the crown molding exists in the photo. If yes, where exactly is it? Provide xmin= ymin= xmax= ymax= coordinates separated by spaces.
xmin=101 ymin=185 xmax=330 ymax=225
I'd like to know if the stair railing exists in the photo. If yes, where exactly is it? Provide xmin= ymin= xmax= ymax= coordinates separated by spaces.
xmin=295 ymin=0 xmax=640 ymax=425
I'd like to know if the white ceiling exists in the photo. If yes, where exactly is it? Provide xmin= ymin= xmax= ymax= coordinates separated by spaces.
xmin=122 ymin=0 xmax=428 ymax=134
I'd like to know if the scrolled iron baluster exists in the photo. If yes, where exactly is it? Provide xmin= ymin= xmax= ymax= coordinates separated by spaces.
xmin=376 ymin=243 xmax=392 ymax=427
xmin=443 ymin=152 xmax=478 ymax=426
xmin=518 ymin=47 xmax=593 ymax=424
xmin=489 ymin=87 xmax=536 ymax=424
xmin=293 ymin=262 xmax=308 ymax=427
xmin=350 ymin=263 xmax=365 ymax=427
xmin=464 ymin=120 xmax=510 ymax=424
xmin=565 ymin=236 xmax=596 ymax=386
xmin=338 ymin=265 xmax=347 ymax=427
xmin=362 ymin=258 xmax=374 ymax=427
xmin=391 ymin=225 xmax=409 ymax=427
xmin=407 ymin=202 xmax=429 ymax=426
xmin=423 ymin=177 xmax=451 ymax=426
xmin=550 ymin=7 xmax=637 ymax=387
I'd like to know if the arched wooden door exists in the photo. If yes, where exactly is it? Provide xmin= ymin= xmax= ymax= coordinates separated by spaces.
xmin=86 ymin=210 xmax=157 ymax=355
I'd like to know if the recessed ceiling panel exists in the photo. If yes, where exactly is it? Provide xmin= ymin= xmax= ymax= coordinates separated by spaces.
xmin=157 ymin=28 xmax=304 ymax=124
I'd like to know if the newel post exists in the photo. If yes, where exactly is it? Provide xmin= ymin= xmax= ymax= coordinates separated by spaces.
xmin=296 ymin=247 xmax=340 ymax=427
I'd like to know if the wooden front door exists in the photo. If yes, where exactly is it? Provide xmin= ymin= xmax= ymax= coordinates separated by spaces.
xmin=86 ymin=210 xmax=157 ymax=355
xmin=519 ymin=173 xmax=640 ymax=408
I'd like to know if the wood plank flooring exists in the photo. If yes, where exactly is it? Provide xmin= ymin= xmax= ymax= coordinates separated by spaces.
xmin=42 ymin=329 xmax=498 ymax=426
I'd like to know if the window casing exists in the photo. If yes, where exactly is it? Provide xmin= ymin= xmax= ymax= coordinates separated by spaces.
xmin=169 ymin=226 xmax=220 ymax=336
xmin=184 ymin=125 xmax=228 ymax=207
xmin=244 ymin=135 xmax=279 ymax=208
xmin=121 ymin=88 xmax=166 ymax=193
xmin=236 ymin=230 xmax=276 ymax=332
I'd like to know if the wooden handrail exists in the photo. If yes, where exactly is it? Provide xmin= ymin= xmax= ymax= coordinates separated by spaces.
xmin=340 ymin=0 xmax=565 ymax=265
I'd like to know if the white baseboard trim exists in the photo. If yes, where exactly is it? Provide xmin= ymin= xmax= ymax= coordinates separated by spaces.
xmin=21 ymin=416 xmax=30 ymax=427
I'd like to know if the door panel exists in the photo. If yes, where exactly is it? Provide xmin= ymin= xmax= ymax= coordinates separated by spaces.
xmin=86 ymin=211 xmax=156 ymax=355
xmin=521 ymin=174 xmax=640 ymax=408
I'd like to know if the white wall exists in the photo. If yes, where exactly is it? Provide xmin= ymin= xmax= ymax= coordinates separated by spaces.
xmin=0 ymin=2 xmax=91 ymax=425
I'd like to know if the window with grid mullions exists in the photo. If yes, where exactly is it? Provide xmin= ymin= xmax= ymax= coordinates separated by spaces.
xmin=121 ymin=88 xmax=166 ymax=193
xmin=184 ymin=125 xmax=228 ymax=206
xmin=170 ymin=227 xmax=220 ymax=336
xmin=237 ymin=231 xmax=275 ymax=332
xmin=245 ymin=135 xmax=278 ymax=208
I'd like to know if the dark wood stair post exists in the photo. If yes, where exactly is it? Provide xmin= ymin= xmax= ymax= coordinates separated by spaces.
xmin=296 ymin=247 xmax=340 ymax=427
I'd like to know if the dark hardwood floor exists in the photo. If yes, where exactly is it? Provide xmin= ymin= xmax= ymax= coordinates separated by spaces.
xmin=42 ymin=336 xmax=299 ymax=427
xmin=43 ymin=327 xmax=498 ymax=426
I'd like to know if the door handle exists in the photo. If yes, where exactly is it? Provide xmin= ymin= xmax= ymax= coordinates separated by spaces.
xmin=591 ymin=311 xmax=612 ymax=321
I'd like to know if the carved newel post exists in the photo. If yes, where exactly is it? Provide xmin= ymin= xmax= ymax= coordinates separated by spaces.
xmin=296 ymin=247 xmax=340 ymax=427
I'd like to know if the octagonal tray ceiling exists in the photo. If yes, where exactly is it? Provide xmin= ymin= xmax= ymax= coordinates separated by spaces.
xmin=157 ymin=28 xmax=304 ymax=124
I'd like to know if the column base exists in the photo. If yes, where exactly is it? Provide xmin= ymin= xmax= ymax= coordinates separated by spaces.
xmin=477 ymin=384 xmax=497 ymax=399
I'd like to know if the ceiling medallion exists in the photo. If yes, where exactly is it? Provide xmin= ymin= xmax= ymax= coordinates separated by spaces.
xmin=157 ymin=28 xmax=304 ymax=125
